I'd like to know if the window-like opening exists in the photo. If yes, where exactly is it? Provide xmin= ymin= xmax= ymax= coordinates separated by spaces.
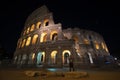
xmin=26 ymin=37 xmax=31 ymax=46
xmin=21 ymin=39 xmax=26 ymax=48
xmin=32 ymin=34 xmax=38 ymax=44
xmin=64 ymin=53 xmax=69 ymax=64
xmin=40 ymin=33 xmax=47 ymax=42
xmin=30 ymin=24 xmax=35 ymax=32
xmin=37 ymin=52 xmax=45 ymax=65
xmin=52 ymin=33 xmax=58 ymax=40
xmin=26 ymin=27 xmax=30 ymax=34
xmin=62 ymin=50 xmax=71 ymax=64
xmin=44 ymin=19 xmax=49 ymax=26
xmin=51 ymin=51 xmax=57 ymax=64
xmin=36 ymin=22 xmax=41 ymax=29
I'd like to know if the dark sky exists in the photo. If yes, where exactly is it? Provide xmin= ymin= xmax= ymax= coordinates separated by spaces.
xmin=0 ymin=0 xmax=120 ymax=58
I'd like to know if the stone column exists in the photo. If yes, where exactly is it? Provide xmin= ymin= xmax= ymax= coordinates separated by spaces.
xmin=56 ymin=46 xmax=63 ymax=68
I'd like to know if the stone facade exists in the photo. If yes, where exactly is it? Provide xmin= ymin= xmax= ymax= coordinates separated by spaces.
xmin=13 ymin=5 xmax=111 ymax=68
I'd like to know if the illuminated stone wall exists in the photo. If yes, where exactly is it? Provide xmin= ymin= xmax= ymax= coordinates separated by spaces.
xmin=13 ymin=5 xmax=111 ymax=68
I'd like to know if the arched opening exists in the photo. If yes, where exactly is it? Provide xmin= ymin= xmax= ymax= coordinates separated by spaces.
xmin=37 ymin=52 xmax=45 ymax=65
xmin=44 ymin=19 xmax=49 ymax=26
xmin=26 ymin=37 xmax=31 ymax=46
xmin=52 ymin=33 xmax=58 ymax=41
xmin=51 ymin=51 xmax=57 ymax=64
xmin=32 ymin=34 xmax=38 ymax=44
xmin=62 ymin=50 xmax=71 ymax=64
xmin=28 ymin=53 xmax=35 ymax=64
xmin=40 ymin=32 xmax=47 ymax=42
xmin=21 ymin=39 xmax=26 ymax=48
xmin=36 ymin=22 xmax=41 ymax=29
xmin=50 ymin=31 xmax=58 ymax=41
xmin=30 ymin=24 xmax=35 ymax=32
xmin=26 ymin=27 xmax=30 ymax=34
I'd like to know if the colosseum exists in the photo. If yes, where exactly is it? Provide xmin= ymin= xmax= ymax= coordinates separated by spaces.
xmin=13 ymin=5 xmax=111 ymax=68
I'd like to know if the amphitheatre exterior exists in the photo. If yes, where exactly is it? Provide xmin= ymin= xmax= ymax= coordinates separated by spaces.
xmin=13 ymin=5 xmax=111 ymax=68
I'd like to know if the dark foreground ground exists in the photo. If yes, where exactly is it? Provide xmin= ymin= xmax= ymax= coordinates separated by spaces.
xmin=0 ymin=66 xmax=120 ymax=80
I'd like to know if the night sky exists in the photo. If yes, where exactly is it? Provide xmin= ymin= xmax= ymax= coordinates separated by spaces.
xmin=0 ymin=0 xmax=120 ymax=58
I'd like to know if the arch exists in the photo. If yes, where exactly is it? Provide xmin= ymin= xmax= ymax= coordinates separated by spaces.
xmin=44 ymin=19 xmax=49 ymax=26
xmin=101 ymin=42 xmax=105 ymax=49
xmin=23 ymin=30 xmax=26 ymax=35
xmin=21 ymin=39 xmax=26 ymax=48
xmin=30 ymin=24 xmax=35 ymax=32
xmin=32 ymin=34 xmax=38 ymax=44
xmin=50 ymin=31 xmax=58 ymax=41
xmin=28 ymin=53 xmax=35 ymax=64
xmin=36 ymin=22 xmax=41 ymax=29
xmin=51 ymin=50 xmax=57 ymax=64
xmin=62 ymin=50 xmax=71 ymax=64
xmin=40 ymin=32 xmax=47 ymax=42
xmin=94 ymin=41 xmax=99 ymax=49
xmin=26 ymin=37 xmax=31 ymax=46
xmin=37 ymin=52 xmax=45 ymax=65
xmin=26 ymin=27 xmax=30 ymax=34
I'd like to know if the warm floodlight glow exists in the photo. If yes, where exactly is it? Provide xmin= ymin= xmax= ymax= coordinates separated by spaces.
xmin=101 ymin=42 xmax=105 ymax=49
xmin=40 ymin=32 xmax=47 ymax=42
xmin=32 ymin=34 xmax=38 ymax=44
xmin=32 ymin=53 xmax=35 ymax=60
xmin=36 ymin=22 xmax=41 ymax=29
xmin=44 ymin=19 xmax=49 ymax=26
xmin=26 ymin=37 xmax=31 ymax=46
xmin=30 ymin=24 xmax=35 ymax=32
xmin=50 ymin=31 xmax=58 ymax=40
xmin=51 ymin=51 xmax=57 ymax=64
xmin=26 ymin=27 xmax=30 ymax=34
xmin=95 ymin=43 xmax=99 ymax=49
xmin=21 ymin=39 xmax=26 ymax=47
xmin=62 ymin=50 xmax=71 ymax=64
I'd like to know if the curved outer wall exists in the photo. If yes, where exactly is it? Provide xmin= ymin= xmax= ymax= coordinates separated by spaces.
xmin=13 ymin=5 xmax=111 ymax=68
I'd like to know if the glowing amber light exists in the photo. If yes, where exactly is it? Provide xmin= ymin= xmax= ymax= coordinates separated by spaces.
xmin=101 ymin=42 xmax=105 ymax=49
xmin=21 ymin=39 xmax=26 ymax=47
xmin=44 ymin=19 xmax=49 ymax=26
xmin=32 ymin=34 xmax=38 ymax=44
xmin=26 ymin=37 xmax=31 ymax=46
xmin=51 ymin=51 xmax=57 ymax=64
xmin=36 ymin=22 xmax=41 ymax=29
xmin=32 ymin=53 xmax=35 ymax=60
xmin=50 ymin=31 xmax=58 ymax=40
xmin=95 ymin=43 xmax=99 ymax=49
xmin=40 ymin=33 xmax=47 ymax=42
xmin=105 ymin=47 xmax=109 ymax=52
xmin=30 ymin=24 xmax=35 ymax=32
xmin=26 ymin=27 xmax=30 ymax=34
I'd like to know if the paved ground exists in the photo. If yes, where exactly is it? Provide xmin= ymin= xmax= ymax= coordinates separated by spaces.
xmin=0 ymin=67 xmax=120 ymax=80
